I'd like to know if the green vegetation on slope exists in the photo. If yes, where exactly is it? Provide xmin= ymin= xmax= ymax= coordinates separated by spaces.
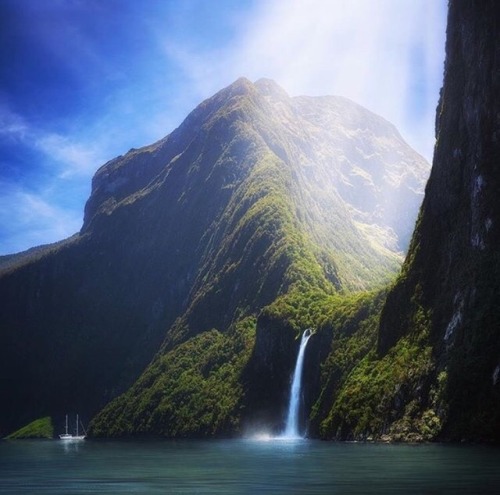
xmin=90 ymin=318 xmax=256 ymax=438
xmin=256 ymin=281 xmax=443 ymax=442
xmin=157 ymin=281 xmax=443 ymax=442
xmin=162 ymin=142 xmax=340 ymax=348
xmin=309 ymin=280 xmax=444 ymax=442
xmin=6 ymin=416 xmax=54 ymax=439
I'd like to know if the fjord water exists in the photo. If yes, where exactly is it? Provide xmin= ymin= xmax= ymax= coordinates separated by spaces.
xmin=1 ymin=439 xmax=500 ymax=494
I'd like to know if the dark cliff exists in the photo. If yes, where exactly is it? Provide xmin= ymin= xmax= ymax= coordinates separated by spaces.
xmin=320 ymin=0 xmax=500 ymax=442
xmin=376 ymin=0 xmax=500 ymax=441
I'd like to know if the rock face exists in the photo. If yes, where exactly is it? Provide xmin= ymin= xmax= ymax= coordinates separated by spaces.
xmin=0 ymin=78 xmax=428 ymax=437
xmin=377 ymin=0 xmax=500 ymax=441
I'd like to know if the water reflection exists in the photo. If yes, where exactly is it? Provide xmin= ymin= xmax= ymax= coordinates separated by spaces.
xmin=60 ymin=439 xmax=84 ymax=454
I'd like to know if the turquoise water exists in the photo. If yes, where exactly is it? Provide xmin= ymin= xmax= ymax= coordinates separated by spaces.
xmin=1 ymin=438 xmax=499 ymax=494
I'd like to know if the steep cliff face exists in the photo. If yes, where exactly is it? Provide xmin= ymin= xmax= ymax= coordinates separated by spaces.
xmin=385 ymin=0 xmax=500 ymax=441
xmin=411 ymin=0 xmax=499 ymax=441
xmin=379 ymin=0 xmax=500 ymax=356
xmin=318 ymin=0 xmax=500 ymax=442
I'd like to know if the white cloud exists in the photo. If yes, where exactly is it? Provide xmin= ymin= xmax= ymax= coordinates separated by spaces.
xmin=0 ymin=109 xmax=106 ymax=253
xmin=35 ymin=133 xmax=107 ymax=178
xmin=0 ymin=103 xmax=109 ymax=179
xmin=0 ymin=104 xmax=29 ymax=141
xmin=0 ymin=181 xmax=82 ymax=255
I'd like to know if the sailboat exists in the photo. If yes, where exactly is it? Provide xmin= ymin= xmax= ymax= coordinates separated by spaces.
xmin=59 ymin=414 xmax=86 ymax=440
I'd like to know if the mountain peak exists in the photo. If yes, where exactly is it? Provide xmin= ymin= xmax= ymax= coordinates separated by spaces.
xmin=223 ymin=76 xmax=254 ymax=94
xmin=207 ymin=77 xmax=258 ymax=104
xmin=254 ymin=78 xmax=290 ymax=99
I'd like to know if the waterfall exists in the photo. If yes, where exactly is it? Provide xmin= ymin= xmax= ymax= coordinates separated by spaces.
xmin=282 ymin=328 xmax=312 ymax=438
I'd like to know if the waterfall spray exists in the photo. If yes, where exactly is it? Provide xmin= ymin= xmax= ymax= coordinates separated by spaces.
xmin=282 ymin=328 xmax=312 ymax=438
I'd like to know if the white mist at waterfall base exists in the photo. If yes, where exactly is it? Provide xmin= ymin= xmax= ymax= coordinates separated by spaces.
xmin=281 ymin=328 xmax=312 ymax=439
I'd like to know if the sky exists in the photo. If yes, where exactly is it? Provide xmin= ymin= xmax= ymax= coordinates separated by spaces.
xmin=0 ymin=0 xmax=447 ymax=255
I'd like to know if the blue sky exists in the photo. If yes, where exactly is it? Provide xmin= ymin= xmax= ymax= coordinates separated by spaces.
xmin=0 ymin=0 xmax=447 ymax=255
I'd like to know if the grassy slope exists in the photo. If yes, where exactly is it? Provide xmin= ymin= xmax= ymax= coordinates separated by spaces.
xmin=90 ymin=318 xmax=256 ymax=438
xmin=6 ymin=417 xmax=54 ymax=439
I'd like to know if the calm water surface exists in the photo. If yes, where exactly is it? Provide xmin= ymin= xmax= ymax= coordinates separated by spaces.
xmin=1 ymin=438 xmax=499 ymax=494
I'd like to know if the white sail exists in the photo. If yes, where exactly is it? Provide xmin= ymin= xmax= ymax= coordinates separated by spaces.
xmin=59 ymin=414 xmax=86 ymax=441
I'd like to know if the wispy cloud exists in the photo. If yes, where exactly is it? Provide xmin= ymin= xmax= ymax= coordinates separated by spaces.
xmin=0 ymin=104 xmax=29 ymax=141
xmin=0 ymin=180 xmax=82 ymax=255
xmin=35 ymin=133 xmax=107 ymax=179
xmin=0 ymin=103 xmax=108 ymax=178
xmin=0 ymin=107 xmax=109 ymax=254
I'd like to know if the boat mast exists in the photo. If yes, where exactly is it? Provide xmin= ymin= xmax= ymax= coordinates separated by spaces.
xmin=65 ymin=414 xmax=68 ymax=435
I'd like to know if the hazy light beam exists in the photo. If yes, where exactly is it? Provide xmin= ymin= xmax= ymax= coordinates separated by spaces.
xmin=163 ymin=0 xmax=446 ymax=161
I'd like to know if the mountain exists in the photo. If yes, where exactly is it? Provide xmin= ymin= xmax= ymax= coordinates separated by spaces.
xmin=0 ymin=77 xmax=428 ymax=438
xmin=313 ymin=0 xmax=500 ymax=442
xmin=6 ymin=1 xmax=495 ymax=443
